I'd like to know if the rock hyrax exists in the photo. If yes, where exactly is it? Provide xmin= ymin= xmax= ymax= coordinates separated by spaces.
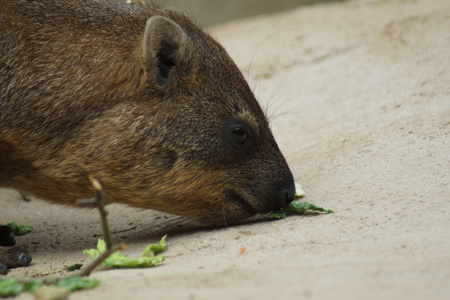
xmin=0 ymin=0 xmax=295 ymax=226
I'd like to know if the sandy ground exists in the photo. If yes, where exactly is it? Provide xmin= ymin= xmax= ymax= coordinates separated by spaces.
xmin=1 ymin=0 xmax=449 ymax=299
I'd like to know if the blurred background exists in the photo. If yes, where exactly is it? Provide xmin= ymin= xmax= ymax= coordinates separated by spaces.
xmin=153 ymin=0 xmax=345 ymax=27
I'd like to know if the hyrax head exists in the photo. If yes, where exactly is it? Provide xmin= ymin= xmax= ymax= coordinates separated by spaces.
xmin=90 ymin=8 xmax=295 ymax=225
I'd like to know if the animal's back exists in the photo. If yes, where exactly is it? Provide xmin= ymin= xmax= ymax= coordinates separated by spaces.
xmin=1 ymin=0 xmax=150 ymax=141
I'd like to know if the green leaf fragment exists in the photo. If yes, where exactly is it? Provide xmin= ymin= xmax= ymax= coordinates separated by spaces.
xmin=55 ymin=276 xmax=100 ymax=292
xmin=0 ymin=278 xmax=24 ymax=297
xmin=269 ymin=182 xmax=333 ymax=219
xmin=0 ymin=278 xmax=42 ymax=297
xmin=83 ymin=236 xmax=167 ymax=269
xmin=0 ymin=276 xmax=99 ymax=297
xmin=270 ymin=211 xmax=287 ymax=219
xmin=285 ymin=201 xmax=334 ymax=214
xmin=5 ymin=222 xmax=34 ymax=236
xmin=66 ymin=263 xmax=83 ymax=272
xmin=103 ymin=255 xmax=165 ymax=268
xmin=142 ymin=234 xmax=166 ymax=257
xmin=97 ymin=238 xmax=107 ymax=253
xmin=83 ymin=239 xmax=106 ymax=260
xmin=270 ymin=201 xmax=334 ymax=219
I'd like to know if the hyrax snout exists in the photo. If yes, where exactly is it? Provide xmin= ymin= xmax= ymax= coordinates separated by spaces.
xmin=0 ymin=0 xmax=295 ymax=225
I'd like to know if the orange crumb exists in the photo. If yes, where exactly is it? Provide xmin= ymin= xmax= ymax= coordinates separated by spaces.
xmin=240 ymin=246 xmax=246 ymax=253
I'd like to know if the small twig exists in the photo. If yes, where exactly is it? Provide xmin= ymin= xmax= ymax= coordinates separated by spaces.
xmin=75 ymin=175 xmax=127 ymax=276
xmin=78 ymin=176 xmax=114 ymax=250
xmin=77 ymin=243 xmax=126 ymax=277
xmin=92 ymin=177 xmax=114 ymax=250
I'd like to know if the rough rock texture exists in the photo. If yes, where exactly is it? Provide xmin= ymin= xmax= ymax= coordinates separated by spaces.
xmin=1 ymin=0 xmax=449 ymax=299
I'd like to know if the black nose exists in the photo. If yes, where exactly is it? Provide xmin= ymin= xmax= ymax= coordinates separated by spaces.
xmin=279 ymin=180 xmax=295 ymax=208
xmin=263 ymin=177 xmax=295 ymax=212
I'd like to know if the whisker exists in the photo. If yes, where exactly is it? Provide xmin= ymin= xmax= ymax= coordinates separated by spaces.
xmin=222 ymin=197 xmax=228 ymax=228
xmin=265 ymin=78 xmax=288 ymax=112
xmin=246 ymin=29 xmax=296 ymax=83
xmin=268 ymin=110 xmax=303 ymax=122
xmin=267 ymin=89 xmax=318 ymax=123
xmin=263 ymin=77 xmax=288 ymax=117
xmin=254 ymin=57 xmax=270 ymax=101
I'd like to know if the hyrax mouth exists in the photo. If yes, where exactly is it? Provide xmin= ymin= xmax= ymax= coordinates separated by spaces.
xmin=224 ymin=189 xmax=258 ymax=217
xmin=222 ymin=172 xmax=296 ymax=218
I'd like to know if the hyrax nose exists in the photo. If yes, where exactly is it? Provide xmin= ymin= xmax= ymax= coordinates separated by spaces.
xmin=279 ymin=180 xmax=295 ymax=208
xmin=268 ymin=177 xmax=295 ymax=211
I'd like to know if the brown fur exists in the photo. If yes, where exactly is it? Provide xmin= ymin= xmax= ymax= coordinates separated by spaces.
xmin=0 ymin=0 xmax=294 ymax=225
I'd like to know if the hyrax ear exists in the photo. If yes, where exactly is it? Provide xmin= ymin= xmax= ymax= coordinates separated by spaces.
xmin=143 ymin=16 xmax=187 ymax=85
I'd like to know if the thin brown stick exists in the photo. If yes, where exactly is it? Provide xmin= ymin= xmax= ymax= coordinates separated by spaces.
xmin=75 ymin=175 xmax=124 ymax=276
xmin=93 ymin=182 xmax=113 ymax=249
xmin=77 ymin=244 xmax=124 ymax=277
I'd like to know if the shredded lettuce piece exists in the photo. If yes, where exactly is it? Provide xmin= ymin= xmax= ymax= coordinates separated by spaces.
xmin=55 ymin=276 xmax=100 ymax=292
xmin=142 ymin=235 xmax=166 ymax=257
xmin=83 ymin=236 xmax=167 ymax=268
xmin=271 ymin=201 xmax=334 ymax=219
xmin=270 ymin=182 xmax=333 ymax=218
xmin=5 ymin=222 xmax=34 ymax=236
xmin=0 ymin=278 xmax=42 ymax=297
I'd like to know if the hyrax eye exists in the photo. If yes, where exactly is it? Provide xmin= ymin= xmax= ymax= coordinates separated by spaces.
xmin=222 ymin=120 xmax=254 ymax=152
xmin=231 ymin=127 xmax=248 ymax=146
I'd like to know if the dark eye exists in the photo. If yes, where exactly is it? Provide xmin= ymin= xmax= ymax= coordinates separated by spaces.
xmin=222 ymin=120 xmax=254 ymax=153
xmin=231 ymin=127 xmax=248 ymax=146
